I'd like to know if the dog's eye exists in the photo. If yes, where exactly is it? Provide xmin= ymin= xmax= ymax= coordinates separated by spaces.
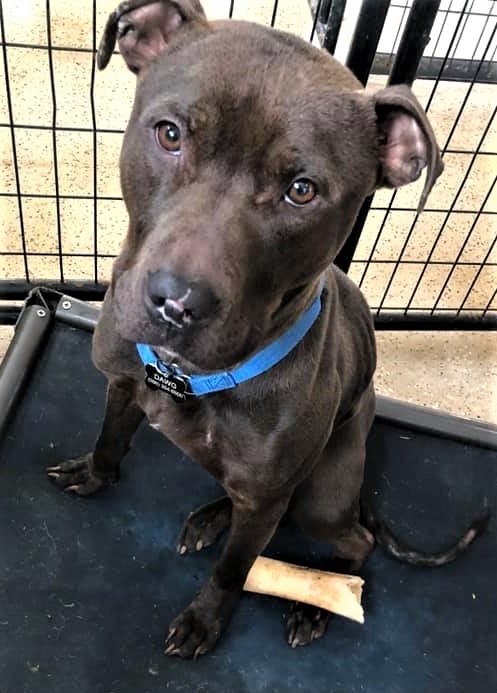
xmin=156 ymin=121 xmax=182 ymax=154
xmin=285 ymin=179 xmax=316 ymax=206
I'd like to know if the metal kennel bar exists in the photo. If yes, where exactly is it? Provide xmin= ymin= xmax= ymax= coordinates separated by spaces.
xmin=362 ymin=0 xmax=497 ymax=328
xmin=321 ymin=1 xmax=347 ymax=55
xmin=344 ymin=0 xmax=391 ymax=87
xmin=335 ymin=0 xmax=497 ymax=329
xmin=334 ymin=0 xmax=441 ymax=274
xmin=0 ymin=0 xmax=496 ymax=329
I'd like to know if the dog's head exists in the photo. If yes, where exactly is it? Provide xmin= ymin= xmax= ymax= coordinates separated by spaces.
xmin=99 ymin=0 xmax=443 ymax=371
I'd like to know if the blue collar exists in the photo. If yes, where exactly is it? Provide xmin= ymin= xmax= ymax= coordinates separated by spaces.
xmin=136 ymin=292 xmax=322 ymax=400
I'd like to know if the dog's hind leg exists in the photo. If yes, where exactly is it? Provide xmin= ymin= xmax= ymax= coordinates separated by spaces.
xmin=286 ymin=386 xmax=375 ymax=648
xmin=285 ymin=516 xmax=374 ymax=648
xmin=286 ymin=519 xmax=373 ymax=647
xmin=177 ymin=496 xmax=232 ymax=555
xmin=47 ymin=378 xmax=144 ymax=495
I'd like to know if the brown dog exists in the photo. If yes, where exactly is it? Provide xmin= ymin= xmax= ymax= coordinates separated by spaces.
xmin=48 ymin=0 xmax=485 ymax=658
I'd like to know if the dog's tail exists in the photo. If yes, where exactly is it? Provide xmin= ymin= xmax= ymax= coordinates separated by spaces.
xmin=362 ymin=504 xmax=490 ymax=567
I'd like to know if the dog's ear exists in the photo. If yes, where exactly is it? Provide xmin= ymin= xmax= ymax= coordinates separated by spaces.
xmin=372 ymin=85 xmax=444 ymax=212
xmin=97 ymin=0 xmax=207 ymax=74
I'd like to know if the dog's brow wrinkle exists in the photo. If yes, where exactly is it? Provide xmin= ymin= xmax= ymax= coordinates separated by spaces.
xmin=141 ymin=101 xmax=189 ymax=127
xmin=254 ymin=190 xmax=274 ymax=205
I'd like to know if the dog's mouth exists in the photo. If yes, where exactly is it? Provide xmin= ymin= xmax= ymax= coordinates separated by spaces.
xmin=114 ymin=296 xmax=256 ymax=373
xmin=113 ymin=264 xmax=319 ymax=373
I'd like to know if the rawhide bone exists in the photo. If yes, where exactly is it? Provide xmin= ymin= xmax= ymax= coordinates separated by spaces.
xmin=243 ymin=556 xmax=364 ymax=623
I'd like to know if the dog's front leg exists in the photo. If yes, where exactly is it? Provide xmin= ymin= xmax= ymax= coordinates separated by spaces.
xmin=47 ymin=378 xmax=144 ymax=495
xmin=165 ymin=493 xmax=291 ymax=659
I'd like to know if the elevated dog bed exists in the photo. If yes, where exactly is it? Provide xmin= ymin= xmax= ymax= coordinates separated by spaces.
xmin=0 ymin=289 xmax=496 ymax=693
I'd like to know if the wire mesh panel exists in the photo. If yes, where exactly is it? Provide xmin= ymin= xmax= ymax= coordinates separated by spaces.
xmin=347 ymin=0 xmax=497 ymax=326
xmin=0 ymin=0 xmax=124 ymax=288
xmin=0 ymin=0 xmax=321 ymax=296
xmin=0 ymin=0 xmax=496 ymax=327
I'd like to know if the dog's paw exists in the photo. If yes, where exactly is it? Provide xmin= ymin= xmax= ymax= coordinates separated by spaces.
xmin=177 ymin=496 xmax=232 ymax=555
xmin=285 ymin=602 xmax=330 ymax=648
xmin=164 ymin=583 xmax=239 ymax=659
xmin=47 ymin=454 xmax=109 ymax=496
xmin=164 ymin=606 xmax=219 ymax=659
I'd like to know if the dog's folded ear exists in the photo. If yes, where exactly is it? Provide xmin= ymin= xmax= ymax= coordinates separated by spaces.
xmin=372 ymin=85 xmax=444 ymax=212
xmin=97 ymin=0 xmax=207 ymax=74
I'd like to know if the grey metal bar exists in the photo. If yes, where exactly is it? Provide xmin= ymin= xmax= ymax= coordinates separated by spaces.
xmin=0 ymin=304 xmax=52 ymax=438
xmin=0 ymin=280 xmax=108 ymax=302
xmin=374 ymin=312 xmax=497 ymax=330
xmin=345 ymin=0 xmax=390 ymax=85
xmin=376 ymin=394 xmax=497 ymax=451
xmin=388 ymin=0 xmax=441 ymax=87
xmin=0 ymin=306 xmax=20 ymax=324
xmin=322 ymin=0 xmax=346 ymax=55
xmin=55 ymin=295 xmax=100 ymax=331
xmin=336 ymin=0 xmax=443 ymax=276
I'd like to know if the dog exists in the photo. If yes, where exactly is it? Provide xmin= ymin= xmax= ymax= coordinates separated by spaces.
xmin=47 ymin=0 xmax=488 ymax=658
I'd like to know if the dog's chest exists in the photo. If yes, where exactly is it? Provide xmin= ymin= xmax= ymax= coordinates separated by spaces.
xmin=137 ymin=385 xmax=229 ymax=477
xmin=135 ymin=383 xmax=291 ymax=490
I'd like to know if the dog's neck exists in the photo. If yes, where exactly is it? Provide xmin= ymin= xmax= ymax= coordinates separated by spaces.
xmin=137 ymin=286 xmax=324 ymax=400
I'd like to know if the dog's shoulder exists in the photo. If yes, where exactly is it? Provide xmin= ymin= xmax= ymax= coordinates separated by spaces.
xmin=323 ymin=264 xmax=376 ymax=405
xmin=326 ymin=264 xmax=374 ymax=333
xmin=92 ymin=291 xmax=142 ymax=380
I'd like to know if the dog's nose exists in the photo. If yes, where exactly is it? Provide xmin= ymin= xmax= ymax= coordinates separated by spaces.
xmin=146 ymin=270 xmax=219 ymax=327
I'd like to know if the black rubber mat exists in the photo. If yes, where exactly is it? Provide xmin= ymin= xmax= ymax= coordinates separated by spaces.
xmin=0 ymin=322 xmax=495 ymax=693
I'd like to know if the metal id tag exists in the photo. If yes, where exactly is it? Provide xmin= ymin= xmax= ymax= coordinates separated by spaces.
xmin=144 ymin=363 xmax=191 ymax=402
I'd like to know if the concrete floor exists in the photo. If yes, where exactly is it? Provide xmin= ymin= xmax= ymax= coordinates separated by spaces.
xmin=0 ymin=0 xmax=496 ymax=424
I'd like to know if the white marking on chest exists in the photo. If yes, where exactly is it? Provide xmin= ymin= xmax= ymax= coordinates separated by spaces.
xmin=205 ymin=428 xmax=214 ymax=447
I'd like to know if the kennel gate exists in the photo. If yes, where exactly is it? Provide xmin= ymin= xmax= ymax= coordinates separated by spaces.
xmin=0 ymin=3 xmax=497 ymax=692
xmin=0 ymin=0 xmax=495 ymax=329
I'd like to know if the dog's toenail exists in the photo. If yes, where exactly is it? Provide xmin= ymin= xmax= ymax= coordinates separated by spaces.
xmin=193 ymin=645 xmax=206 ymax=660
xmin=179 ymin=545 xmax=187 ymax=555
xmin=195 ymin=540 xmax=203 ymax=551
